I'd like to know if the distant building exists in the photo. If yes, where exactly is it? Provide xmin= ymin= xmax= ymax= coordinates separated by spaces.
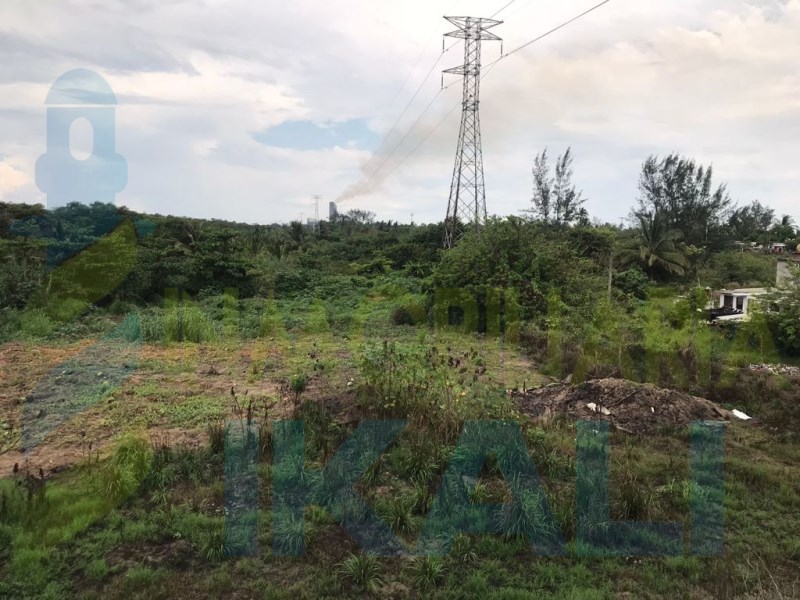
xmin=711 ymin=287 xmax=768 ymax=322
xmin=769 ymin=242 xmax=788 ymax=254
xmin=329 ymin=201 xmax=338 ymax=221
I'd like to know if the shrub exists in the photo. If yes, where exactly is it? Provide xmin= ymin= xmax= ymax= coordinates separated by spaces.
xmin=85 ymin=558 xmax=109 ymax=581
xmin=108 ymin=297 xmax=132 ymax=316
xmin=0 ymin=307 xmax=22 ymax=342
xmin=98 ymin=436 xmax=152 ymax=502
xmin=201 ymin=525 xmax=226 ymax=563
xmin=302 ymin=301 xmax=330 ymax=334
xmin=45 ymin=297 xmax=88 ymax=323
xmin=163 ymin=304 xmax=215 ymax=343
xmin=391 ymin=300 xmax=426 ymax=326
xmin=337 ymin=553 xmax=383 ymax=592
xmin=763 ymin=271 xmax=800 ymax=356
xmin=19 ymin=309 xmax=55 ymax=338
xmin=699 ymin=251 xmax=777 ymax=289
xmin=613 ymin=267 xmax=651 ymax=300
xmin=290 ymin=373 xmax=308 ymax=406
xmin=374 ymin=495 xmax=417 ymax=535
xmin=259 ymin=299 xmax=286 ymax=338
xmin=408 ymin=556 xmax=445 ymax=590
xmin=207 ymin=421 xmax=225 ymax=455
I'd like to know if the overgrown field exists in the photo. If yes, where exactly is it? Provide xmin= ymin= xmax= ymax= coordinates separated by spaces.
xmin=1 ymin=309 xmax=799 ymax=599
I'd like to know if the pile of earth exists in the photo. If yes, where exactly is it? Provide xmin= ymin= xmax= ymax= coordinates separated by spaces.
xmin=511 ymin=378 xmax=736 ymax=434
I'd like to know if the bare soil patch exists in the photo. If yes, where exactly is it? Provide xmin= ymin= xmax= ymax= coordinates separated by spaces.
xmin=512 ymin=378 xmax=735 ymax=434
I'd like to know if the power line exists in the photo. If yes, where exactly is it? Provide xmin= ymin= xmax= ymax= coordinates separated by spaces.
xmin=340 ymin=0 xmax=614 ymax=202
xmin=491 ymin=0 xmax=519 ymax=18
xmin=379 ymin=0 xmax=615 ymax=184
xmin=380 ymin=0 xmax=464 ymax=117
xmin=486 ymin=0 xmax=613 ymax=72
xmin=349 ymin=0 xmax=520 ymax=191
xmin=350 ymin=79 xmax=461 ymax=195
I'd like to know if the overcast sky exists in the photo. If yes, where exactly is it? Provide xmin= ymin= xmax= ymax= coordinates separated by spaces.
xmin=0 ymin=0 xmax=798 ymax=226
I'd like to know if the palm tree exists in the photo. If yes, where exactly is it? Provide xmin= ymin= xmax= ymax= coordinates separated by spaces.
xmin=772 ymin=214 xmax=796 ymax=242
xmin=620 ymin=211 xmax=689 ymax=276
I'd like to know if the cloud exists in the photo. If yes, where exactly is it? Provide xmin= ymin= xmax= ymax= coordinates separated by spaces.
xmin=0 ymin=0 xmax=798 ymax=226
xmin=0 ymin=160 xmax=29 ymax=200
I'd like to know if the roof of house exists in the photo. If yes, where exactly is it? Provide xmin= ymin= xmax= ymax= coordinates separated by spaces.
xmin=719 ymin=288 xmax=768 ymax=295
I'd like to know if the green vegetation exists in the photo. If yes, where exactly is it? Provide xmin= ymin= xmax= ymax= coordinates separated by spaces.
xmin=1 ymin=153 xmax=799 ymax=598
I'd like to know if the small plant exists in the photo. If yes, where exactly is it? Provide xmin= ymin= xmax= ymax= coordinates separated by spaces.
xmin=149 ymin=487 xmax=170 ymax=507
xmin=163 ymin=303 xmax=216 ymax=343
xmin=85 ymin=558 xmax=109 ymax=582
xmin=450 ymin=534 xmax=478 ymax=564
xmin=201 ymin=526 xmax=226 ymax=563
xmin=376 ymin=495 xmax=417 ymax=535
xmin=273 ymin=512 xmax=314 ymax=556
xmin=408 ymin=556 xmax=445 ymax=591
xmin=290 ymin=372 xmax=308 ymax=406
xmin=124 ymin=566 xmax=166 ymax=590
xmin=337 ymin=552 xmax=383 ymax=593
xmin=207 ymin=421 xmax=225 ymax=455
xmin=99 ymin=436 xmax=151 ymax=501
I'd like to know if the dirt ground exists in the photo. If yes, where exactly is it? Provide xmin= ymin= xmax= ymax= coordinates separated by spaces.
xmin=511 ymin=377 xmax=736 ymax=434
xmin=0 ymin=340 xmax=288 ymax=478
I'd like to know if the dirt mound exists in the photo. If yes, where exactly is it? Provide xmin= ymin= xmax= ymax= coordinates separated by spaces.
xmin=511 ymin=378 xmax=734 ymax=434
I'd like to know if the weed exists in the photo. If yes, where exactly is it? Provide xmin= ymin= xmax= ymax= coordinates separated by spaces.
xmin=337 ymin=553 xmax=383 ymax=593
xmin=85 ymin=558 xmax=109 ymax=582
xmin=375 ymin=494 xmax=418 ymax=535
xmin=290 ymin=372 xmax=308 ymax=407
xmin=201 ymin=525 xmax=226 ymax=563
xmin=408 ymin=556 xmax=445 ymax=590
xmin=163 ymin=304 xmax=216 ymax=343
xmin=207 ymin=421 xmax=226 ymax=455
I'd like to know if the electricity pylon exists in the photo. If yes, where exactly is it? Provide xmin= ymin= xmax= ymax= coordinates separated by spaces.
xmin=442 ymin=16 xmax=502 ymax=249
xmin=312 ymin=195 xmax=322 ymax=235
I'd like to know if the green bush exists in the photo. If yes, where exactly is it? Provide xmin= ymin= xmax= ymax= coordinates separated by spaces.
xmin=45 ymin=297 xmax=88 ymax=323
xmin=163 ymin=304 xmax=215 ymax=343
xmin=85 ymin=558 xmax=109 ymax=581
xmin=337 ymin=553 xmax=383 ymax=592
xmin=302 ymin=301 xmax=330 ymax=334
xmin=391 ymin=299 xmax=426 ymax=326
xmin=612 ymin=267 xmax=650 ymax=300
xmin=98 ymin=436 xmax=152 ymax=502
xmin=764 ymin=271 xmax=800 ymax=356
xmin=259 ymin=299 xmax=287 ymax=337
xmin=19 ymin=309 xmax=55 ymax=338
xmin=699 ymin=251 xmax=777 ymax=289
xmin=0 ymin=308 xmax=22 ymax=342
xmin=408 ymin=556 xmax=445 ymax=590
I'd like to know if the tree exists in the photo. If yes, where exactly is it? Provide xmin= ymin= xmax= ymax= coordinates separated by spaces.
xmin=637 ymin=154 xmax=731 ymax=250
xmin=728 ymin=200 xmax=775 ymax=242
xmin=771 ymin=214 xmax=796 ymax=243
xmin=345 ymin=209 xmax=376 ymax=225
xmin=530 ymin=147 xmax=586 ymax=226
xmin=531 ymin=149 xmax=552 ymax=222
xmin=620 ymin=211 xmax=689 ymax=277
xmin=764 ymin=268 xmax=800 ymax=355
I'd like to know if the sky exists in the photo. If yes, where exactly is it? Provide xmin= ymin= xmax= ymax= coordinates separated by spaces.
xmin=0 ymin=0 xmax=798 ymax=226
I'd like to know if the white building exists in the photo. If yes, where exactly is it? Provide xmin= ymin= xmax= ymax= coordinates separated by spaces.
xmin=714 ymin=287 xmax=768 ymax=321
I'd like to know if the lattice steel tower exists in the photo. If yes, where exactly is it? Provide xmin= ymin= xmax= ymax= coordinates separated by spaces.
xmin=442 ymin=16 xmax=502 ymax=249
